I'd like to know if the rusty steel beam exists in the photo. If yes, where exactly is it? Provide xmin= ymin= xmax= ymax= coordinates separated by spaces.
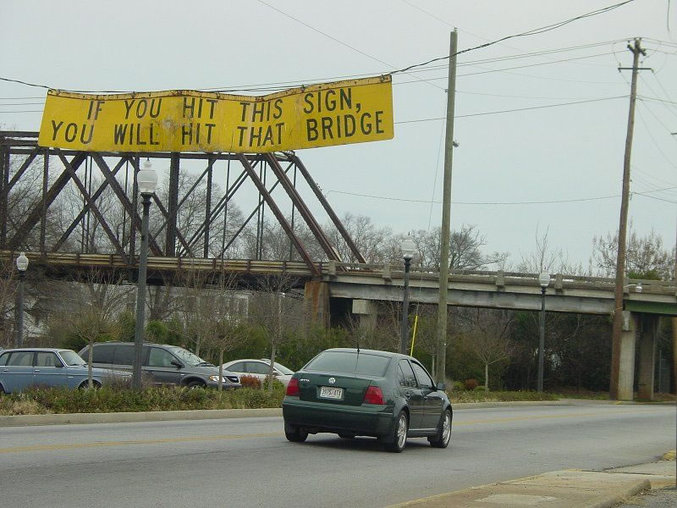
xmin=289 ymin=153 xmax=366 ymax=264
xmin=91 ymin=154 xmax=163 ymax=257
xmin=8 ymin=150 xmax=87 ymax=251
xmin=265 ymin=153 xmax=339 ymax=262
xmin=166 ymin=153 xmax=180 ymax=257
xmin=237 ymin=154 xmax=319 ymax=276
xmin=59 ymin=153 xmax=127 ymax=259
xmin=1 ymin=132 xmax=357 ymax=273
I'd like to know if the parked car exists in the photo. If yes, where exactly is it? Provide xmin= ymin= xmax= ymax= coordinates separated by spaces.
xmin=282 ymin=348 xmax=452 ymax=452
xmin=78 ymin=342 xmax=241 ymax=389
xmin=0 ymin=348 xmax=131 ymax=394
xmin=221 ymin=359 xmax=294 ymax=387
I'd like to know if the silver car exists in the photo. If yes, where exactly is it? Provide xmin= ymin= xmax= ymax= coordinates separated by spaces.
xmin=221 ymin=358 xmax=294 ymax=387
xmin=0 ymin=348 xmax=131 ymax=393
xmin=79 ymin=342 xmax=241 ymax=389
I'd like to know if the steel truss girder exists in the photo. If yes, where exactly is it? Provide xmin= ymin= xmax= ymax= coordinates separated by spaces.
xmin=0 ymin=131 xmax=361 ymax=274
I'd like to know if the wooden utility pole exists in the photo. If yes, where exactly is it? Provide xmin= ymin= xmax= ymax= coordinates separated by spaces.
xmin=610 ymin=38 xmax=646 ymax=400
xmin=673 ymin=219 xmax=677 ymax=394
xmin=436 ymin=30 xmax=458 ymax=384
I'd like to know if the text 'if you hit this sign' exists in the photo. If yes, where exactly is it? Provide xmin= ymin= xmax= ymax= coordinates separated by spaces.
xmin=38 ymin=76 xmax=394 ymax=153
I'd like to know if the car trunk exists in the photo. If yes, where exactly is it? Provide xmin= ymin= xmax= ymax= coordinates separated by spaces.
xmin=298 ymin=373 xmax=380 ymax=406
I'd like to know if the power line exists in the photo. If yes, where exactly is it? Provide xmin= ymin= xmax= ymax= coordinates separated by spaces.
xmin=325 ymin=186 xmax=677 ymax=206
xmin=395 ymin=95 xmax=626 ymax=124
xmin=392 ymin=0 xmax=637 ymax=75
xmin=0 ymin=2 xmax=640 ymax=95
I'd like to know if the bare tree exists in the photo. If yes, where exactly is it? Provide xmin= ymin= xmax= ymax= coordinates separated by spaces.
xmin=407 ymin=226 xmax=508 ymax=272
xmin=46 ymin=270 xmax=131 ymax=387
xmin=459 ymin=309 xmax=513 ymax=390
xmin=324 ymin=213 xmax=392 ymax=263
xmin=249 ymin=275 xmax=303 ymax=391
xmin=591 ymin=228 xmax=673 ymax=279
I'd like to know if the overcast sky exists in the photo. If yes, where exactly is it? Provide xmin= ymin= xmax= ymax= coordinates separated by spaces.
xmin=2 ymin=0 xmax=675 ymax=272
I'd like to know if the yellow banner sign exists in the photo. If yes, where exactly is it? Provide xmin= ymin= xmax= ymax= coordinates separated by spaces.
xmin=38 ymin=76 xmax=393 ymax=153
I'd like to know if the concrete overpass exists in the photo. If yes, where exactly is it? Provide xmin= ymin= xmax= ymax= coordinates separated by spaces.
xmin=316 ymin=261 xmax=676 ymax=401
xmin=3 ymin=251 xmax=675 ymax=400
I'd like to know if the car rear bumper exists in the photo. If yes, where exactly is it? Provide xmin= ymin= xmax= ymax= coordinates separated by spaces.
xmin=282 ymin=398 xmax=395 ymax=437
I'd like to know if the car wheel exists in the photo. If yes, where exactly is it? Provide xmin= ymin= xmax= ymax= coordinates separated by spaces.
xmin=284 ymin=421 xmax=308 ymax=443
xmin=384 ymin=410 xmax=408 ymax=453
xmin=79 ymin=380 xmax=101 ymax=390
xmin=185 ymin=380 xmax=205 ymax=389
xmin=428 ymin=408 xmax=452 ymax=448
xmin=338 ymin=432 xmax=355 ymax=439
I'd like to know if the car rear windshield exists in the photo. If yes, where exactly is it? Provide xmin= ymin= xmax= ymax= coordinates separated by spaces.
xmin=304 ymin=351 xmax=390 ymax=377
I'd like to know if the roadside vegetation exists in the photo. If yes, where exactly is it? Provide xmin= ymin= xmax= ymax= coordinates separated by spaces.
xmin=0 ymin=384 xmax=638 ymax=417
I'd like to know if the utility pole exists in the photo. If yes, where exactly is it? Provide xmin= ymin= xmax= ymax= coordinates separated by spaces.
xmin=610 ymin=38 xmax=646 ymax=400
xmin=673 ymin=217 xmax=677 ymax=396
xmin=436 ymin=29 xmax=458 ymax=385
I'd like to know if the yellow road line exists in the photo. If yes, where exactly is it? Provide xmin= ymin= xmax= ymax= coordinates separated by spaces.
xmin=0 ymin=432 xmax=283 ymax=454
xmin=455 ymin=408 xmax=665 ymax=426
xmin=0 ymin=408 xmax=667 ymax=454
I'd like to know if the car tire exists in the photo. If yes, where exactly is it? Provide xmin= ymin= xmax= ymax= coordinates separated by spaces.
xmin=428 ymin=408 xmax=452 ymax=448
xmin=185 ymin=380 xmax=205 ymax=389
xmin=383 ymin=410 xmax=408 ymax=453
xmin=79 ymin=380 xmax=101 ymax=390
xmin=284 ymin=421 xmax=308 ymax=443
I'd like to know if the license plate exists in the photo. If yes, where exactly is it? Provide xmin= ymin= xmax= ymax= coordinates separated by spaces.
xmin=319 ymin=386 xmax=344 ymax=400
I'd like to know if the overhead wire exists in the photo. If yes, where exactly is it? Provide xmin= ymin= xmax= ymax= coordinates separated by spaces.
xmin=325 ymin=186 xmax=677 ymax=206
xmin=0 ymin=2 xmax=641 ymax=95
xmin=394 ymin=95 xmax=627 ymax=125
xmin=390 ymin=0 xmax=638 ymax=75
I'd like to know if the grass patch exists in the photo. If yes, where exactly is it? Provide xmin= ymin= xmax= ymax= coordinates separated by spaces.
xmin=0 ymin=385 xmax=285 ymax=415
xmin=450 ymin=390 xmax=560 ymax=404
xmin=1 ymin=386 xmax=672 ymax=416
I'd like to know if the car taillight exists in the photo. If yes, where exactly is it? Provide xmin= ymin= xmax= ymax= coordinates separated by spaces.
xmin=363 ymin=386 xmax=384 ymax=405
xmin=286 ymin=378 xmax=300 ymax=396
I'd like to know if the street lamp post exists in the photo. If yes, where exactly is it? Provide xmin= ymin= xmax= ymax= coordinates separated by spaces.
xmin=400 ymin=237 xmax=416 ymax=355
xmin=537 ymin=272 xmax=550 ymax=392
xmin=132 ymin=160 xmax=158 ymax=390
xmin=15 ymin=252 xmax=29 ymax=348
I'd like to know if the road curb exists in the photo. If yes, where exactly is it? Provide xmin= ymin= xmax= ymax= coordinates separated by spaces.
xmin=0 ymin=399 xmax=671 ymax=427
xmin=0 ymin=401 xmax=569 ymax=427
xmin=390 ymin=471 xmax=652 ymax=507
xmin=0 ymin=407 xmax=283 ymax=427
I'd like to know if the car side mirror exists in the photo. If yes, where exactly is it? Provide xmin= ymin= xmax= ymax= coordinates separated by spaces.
xmin=436 ymin=382 xmax=446 ymax=391
xmin=171 ymin=360 xmax=183 ymax=369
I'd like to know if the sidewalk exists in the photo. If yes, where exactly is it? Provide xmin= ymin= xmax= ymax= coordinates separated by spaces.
xmin=392 ymin=452 xmax=676 ymax=508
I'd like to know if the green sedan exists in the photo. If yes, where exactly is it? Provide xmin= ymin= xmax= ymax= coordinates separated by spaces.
xmin=282 ymin=348 xmax=452 ymax=452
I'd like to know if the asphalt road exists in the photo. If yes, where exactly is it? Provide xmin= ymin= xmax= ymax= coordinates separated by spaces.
xmin=0 ymin=402 xmax=674 ymax=507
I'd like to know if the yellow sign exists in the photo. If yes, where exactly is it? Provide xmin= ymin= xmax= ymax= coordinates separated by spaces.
xmin=38 ymin=76 xmax=393 ymax=153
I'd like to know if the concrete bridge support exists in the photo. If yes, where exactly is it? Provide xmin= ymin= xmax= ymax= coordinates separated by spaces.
xmin=617 ymin=311 xmax=638 ymax=401
xmin=617 ymin=311 xmax=659 ymax=401
xmin=637 ymin=315 xmax=658 ymax=400
xmin=304 ymin=281 xmax=330 ymax=328
xmin=352 ymin=299 xmax=377 ymax=334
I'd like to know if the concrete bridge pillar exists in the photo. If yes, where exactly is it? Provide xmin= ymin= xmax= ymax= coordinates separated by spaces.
xmin=637 ymin=315 xmax=658 ymax=400
xmin=352 ymin=299 xmax=377 ymax=334
xmin=304 ymin=280 xmax=329 ymax=328
xmin=617 ymin=311 xmax=638 ymax=401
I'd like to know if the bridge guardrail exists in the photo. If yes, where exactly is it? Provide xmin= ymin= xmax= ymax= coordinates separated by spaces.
xmin=1 ymin=251 xmax=674 ymax=297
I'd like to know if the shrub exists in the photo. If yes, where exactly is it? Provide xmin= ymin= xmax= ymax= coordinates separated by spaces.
xmin=240 ymin=375 xmax=262 ymax=389
xmin=474 ymin=385 xmax=487 ymax=392
xmin=451 ymin=380 xmax=465 ymax=392
xmin=464 ymin=378 xmax=478 ymax=391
